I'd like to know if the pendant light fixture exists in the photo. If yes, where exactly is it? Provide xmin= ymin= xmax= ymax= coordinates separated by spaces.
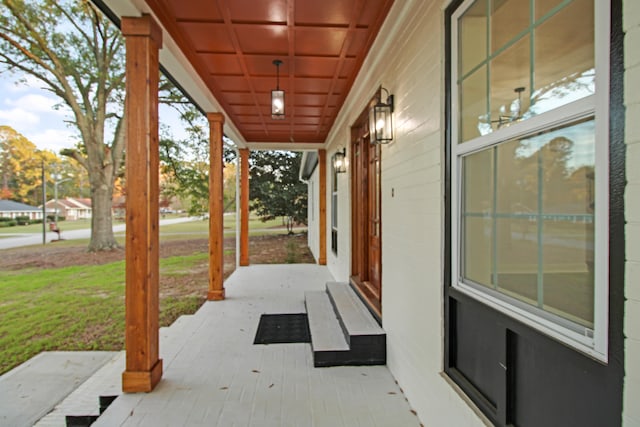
xmin=271 ymin=59 xmax=285 ymax=120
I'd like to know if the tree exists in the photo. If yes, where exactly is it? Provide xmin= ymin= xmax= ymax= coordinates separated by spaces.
xmin=249 ymin=150 xmax=307 ymax=234
xmin=0 ymin=0 xmax=125 ymax=250
xmin=159 ymin=104 xmax=237 ymax=217
xmin=0 ymin=125 xmax=58 ymax=205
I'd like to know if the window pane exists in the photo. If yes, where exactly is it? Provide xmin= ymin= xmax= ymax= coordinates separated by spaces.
xmin=462 ymin=149 xmax=494 ymax=287
xmin=535 ymin=0 xmax=564 ymax=20
xmin=495 ymin=217 xmax=538 ymax=305
xmin=460 ymin=66 xmax=488 ymax=141
xmin=490 ymin=35 xmax=530 ymax=132
xmin=460 ymin=119 xmax=595 ymax=327
xmin=463 ymin=148 xmax=494 ymax=213
xmin=490 ymin=0 xmax=529 ymax=53
xmin=463 ymin=216 xmax=493 ymax=287
xmin=532 ymin=0 xmax=594 ymax=115
xmin=495 ymin=138 xmax=537 ymax=214
xmin=542 ymin=220 xmax=594 ymax=327
xmin=458 ymin=0 xmax=488 ymax=76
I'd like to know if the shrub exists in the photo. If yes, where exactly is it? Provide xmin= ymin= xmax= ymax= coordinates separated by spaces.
xmin=0 ymin=220 xmax=17 ymax=227
xmin=15 ymin=215 xmax=30 ymax=225
xmin=0 ymin=217 xmax=12 ymax=222
xmin=46 ymin=215 xmax=66 ymax=222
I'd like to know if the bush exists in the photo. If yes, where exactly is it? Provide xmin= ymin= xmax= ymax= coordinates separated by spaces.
xmin=0 ymin=217 xmax=12 ymax=222
xmin=46 ymin=215 xmax=66 ymax=222
xmin=15 ymin=215 xmax=30 ymax=225
xmin=0 ymin=220 xmax=17 ymax=227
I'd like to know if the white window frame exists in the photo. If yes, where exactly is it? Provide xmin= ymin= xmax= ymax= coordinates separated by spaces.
xmin=450 ymin=0 xmax=610 ymax=362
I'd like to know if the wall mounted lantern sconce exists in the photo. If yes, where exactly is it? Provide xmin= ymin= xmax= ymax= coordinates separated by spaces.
xmin=369 ymin=86 xmax=394 ymax=144
xmin=332 ymin=148 xmax=347 ymax=173
xmin=271 ymin=59 xmax=285 ymax=120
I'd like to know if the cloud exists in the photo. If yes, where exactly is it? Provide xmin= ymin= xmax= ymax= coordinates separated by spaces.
xmin=29 ymin=128 xmax=78 ymax=153
xmin=3 ymin=74 xmax=47 ymax=93
xmin=5 ymin=93 xmax=67 ymax=115
xmin=0 ymin=107 xmax=40 ymax=127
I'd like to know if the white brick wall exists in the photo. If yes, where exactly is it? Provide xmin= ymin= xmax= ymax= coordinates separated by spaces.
xmin=624 ymin=0 xmax=640 ymax=425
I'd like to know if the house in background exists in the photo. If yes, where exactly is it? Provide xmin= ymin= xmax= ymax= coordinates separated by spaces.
xmin=87 ymin=0 xmax=638 ymax=426
xmin=0 ymin=199 xmax=42 ymax=220
xmin=43 ymin=197 xmax=92 ymax=220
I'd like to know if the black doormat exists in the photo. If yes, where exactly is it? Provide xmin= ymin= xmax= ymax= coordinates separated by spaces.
xmin=254 ymin=313 xmax=311 ymax=344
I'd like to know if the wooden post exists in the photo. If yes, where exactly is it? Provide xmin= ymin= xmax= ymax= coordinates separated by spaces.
xmin=121 ymin=14 xmax=163 ymax=393
xmin=239 ymin=148 xmax=250 ymax=266
xmin=318 ymin=149 xmax=327 ymax=265
xmin=208 ymin=113 xmax=225 ymax=300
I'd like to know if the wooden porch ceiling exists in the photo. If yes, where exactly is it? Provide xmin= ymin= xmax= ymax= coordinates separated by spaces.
xmin=145 ymin=0 xmax=394 ymax=144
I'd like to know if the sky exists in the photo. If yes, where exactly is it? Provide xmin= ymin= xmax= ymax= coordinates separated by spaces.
xmin=0 ymin=73 xmax=79 ymax=153
xmin=0 ymin=71 xmax=189 ymax=154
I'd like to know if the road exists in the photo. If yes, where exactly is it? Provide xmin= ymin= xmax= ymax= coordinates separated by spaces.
xmin=0 ymin=217 xmax=197 ymax=250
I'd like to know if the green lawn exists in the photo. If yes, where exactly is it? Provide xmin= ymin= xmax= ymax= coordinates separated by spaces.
xmin=0 ymin=219 xmax=125 ymax=235
xmin=0 ymin=253 xmax=207 ymax=375
xmin=0 ymin=214 xmax=292 ymax=236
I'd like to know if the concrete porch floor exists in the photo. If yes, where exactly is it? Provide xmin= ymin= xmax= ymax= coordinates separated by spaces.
xmin=94 ymin=264 xmax=422 ymax=427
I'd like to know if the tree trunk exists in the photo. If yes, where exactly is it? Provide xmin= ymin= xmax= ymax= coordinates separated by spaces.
xmin=88 ymin=176 xmax=118 ymax=251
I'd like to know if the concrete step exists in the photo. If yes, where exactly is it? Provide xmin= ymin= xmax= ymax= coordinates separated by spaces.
xmin=305 ymin=291 xmax=350 ymax=353
xmin=33 ymin=352 xmax=123 ymax=427
xmin=305 ymin=283 xmax=385 ymax=367
xmin=34 ymin=313 xmax=203 ymax=426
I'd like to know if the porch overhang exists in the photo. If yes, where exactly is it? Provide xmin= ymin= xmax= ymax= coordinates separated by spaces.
xmin=91 ymin=0 xmax=394 ymax=149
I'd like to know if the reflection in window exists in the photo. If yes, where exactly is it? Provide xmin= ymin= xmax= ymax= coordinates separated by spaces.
xmin=457 ymin=0 xmax=595 ymax=142
xmin=461 ymin=119 xmax=595 ymax=328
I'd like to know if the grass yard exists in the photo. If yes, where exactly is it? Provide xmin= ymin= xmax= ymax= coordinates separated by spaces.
xmin=0 ymin=232 xmax=314 ymax=375
xmin=0 ymin=254 xmax=207 ymax=375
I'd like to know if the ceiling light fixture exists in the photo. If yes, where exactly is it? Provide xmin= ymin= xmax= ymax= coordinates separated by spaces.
xmin=271 ymin=59 xmax=285 ymax=120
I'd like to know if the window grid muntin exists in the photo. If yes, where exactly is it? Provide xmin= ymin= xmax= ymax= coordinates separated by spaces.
xmin=456 ymin=0 xmax=592 ymax=142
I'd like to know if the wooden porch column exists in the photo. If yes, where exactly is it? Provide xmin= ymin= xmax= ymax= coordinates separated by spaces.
xmin=121 ymin=14 xmax=163 ymax=393
xmin=318 ymin=149 xmax=327 ymax=265
xmin=208 ymin=113 xmax=225 ymax=300
xmin=239 ymin=148 xmax=250 ymax=266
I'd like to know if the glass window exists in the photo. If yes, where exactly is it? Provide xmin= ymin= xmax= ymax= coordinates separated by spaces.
xmin=457 ymin=0 xmax=595 ymax=142
xmin=452 ymin=0 xmax=608 ymax=358
xmin=461 ymin=119 xmax=595 ymax=328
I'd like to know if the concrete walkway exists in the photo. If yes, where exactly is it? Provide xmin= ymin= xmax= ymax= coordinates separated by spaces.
xmin=0 ymin=351 xmax=116 ymax=427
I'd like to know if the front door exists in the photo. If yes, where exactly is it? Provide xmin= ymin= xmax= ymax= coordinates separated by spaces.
xmin=351 ymin=120 xmax=382 ymax=316
xmin=367 ymin=142 xmax=382 ymax=297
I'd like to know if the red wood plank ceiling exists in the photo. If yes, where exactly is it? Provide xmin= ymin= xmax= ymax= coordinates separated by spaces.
xmin=145 ymin=0 xmax=394 ymax=144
